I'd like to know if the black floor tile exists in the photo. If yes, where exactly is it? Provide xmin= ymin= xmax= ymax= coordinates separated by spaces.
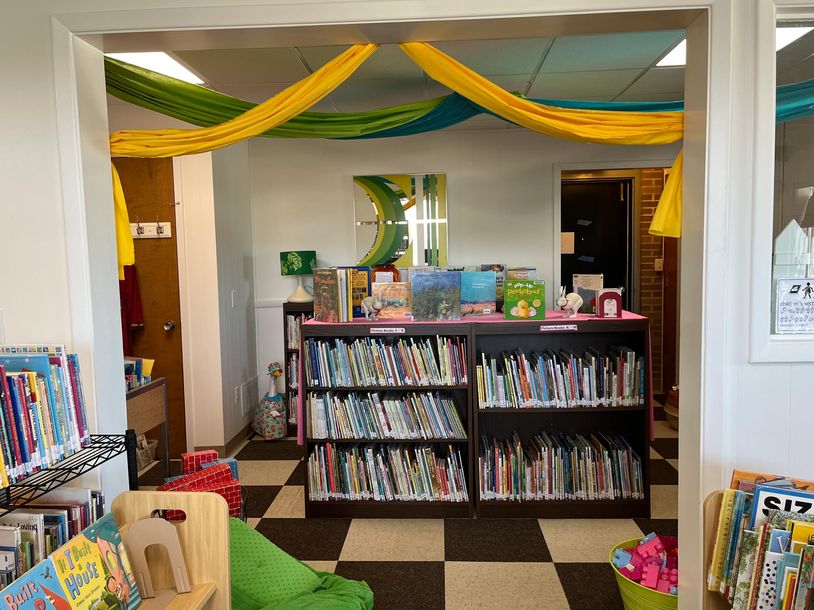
xmin=649 ymin=459 xmax=679 ymax=485
xmin=650 ymin=438 xmax=678 ymax=459
xmin=444 ymin=518 xmax=551 ymax=562
xmin=285 ymin=460 xmax=306 ymax=485
xmin=556 ymin=563 xmax=624 ymax=610
xmin=653 ymin=405 xmax=667 ymax=421
xmin=635 ymin=518 xmax=679 ymax=538
xmin=138 ymin=459 xmax=182 ymax=487
xmin=255 ymin=518 xmax=351 ymax=560
xmin=243 ymin=485 xmax=282 ymax=518
xmin=335 ymin=561 xmax=444 ymax=610
xmin=235 ymin=439 xmax=304 ymax=460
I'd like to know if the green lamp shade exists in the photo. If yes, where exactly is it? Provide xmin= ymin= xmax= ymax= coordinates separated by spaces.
xmin=280 ymin=250 xmax=316 ymax=276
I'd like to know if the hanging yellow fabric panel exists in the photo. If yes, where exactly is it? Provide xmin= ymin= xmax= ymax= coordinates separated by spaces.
xmin=109 ymin=44 xmax=378 ymax=158
xmin=112 ymin=163 xmax=135 ymax=280
xmin=650 ymin=150 xmax=683 ymax=238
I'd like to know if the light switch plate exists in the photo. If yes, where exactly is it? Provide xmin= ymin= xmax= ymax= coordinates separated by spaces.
xmin=654 ymin=258 xmax=664 ymax=272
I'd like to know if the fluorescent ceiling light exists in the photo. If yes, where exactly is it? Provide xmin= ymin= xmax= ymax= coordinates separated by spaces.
xmin=656 ymin=40 xmax=686 ymax=67
xmin=105 ymin=52 xmax=203 ymax=84
xmin=657 ymin=27 xmax=814 ymax=67
xmin=776 ymin=26 xmax=814 ymax=51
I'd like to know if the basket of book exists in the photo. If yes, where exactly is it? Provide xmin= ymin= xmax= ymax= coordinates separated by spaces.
xmin=610 ymin=536 xmax=678 ymax=610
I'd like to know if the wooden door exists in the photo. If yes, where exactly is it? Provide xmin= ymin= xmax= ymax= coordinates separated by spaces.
xmin=113 ymin=158 xmax=187 ymax=457
xmin=662 ymin=237 xmax=680 ymax=395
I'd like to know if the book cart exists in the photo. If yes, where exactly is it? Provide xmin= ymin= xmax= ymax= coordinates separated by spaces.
xmin=301 ymin=312 xmax=651 ymax=519
xmin=283 ymin=301 xmax=313 ymax=437
xmin=301 ymin=319 xmax=472 ymax=518
xmin=472 ymin=314 xmax=652 ymax=518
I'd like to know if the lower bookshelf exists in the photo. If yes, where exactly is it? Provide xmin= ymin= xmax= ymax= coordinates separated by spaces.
xmin=305 ymin=499 xmax=472 ymax=518
xmin=477 ymin=498 xmax=650 ymax=519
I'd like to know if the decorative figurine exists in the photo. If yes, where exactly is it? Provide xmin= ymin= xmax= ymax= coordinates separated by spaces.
xmin=361 ymin=296 xmax=383 ymax=320
xmin=557 ymin=286 xmax=584 ymax=318
xmin=252 ymin=362 xmax=287 ymax=440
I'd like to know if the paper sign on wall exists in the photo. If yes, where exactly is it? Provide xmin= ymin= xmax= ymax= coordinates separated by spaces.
xmin=560 ymin=232 xmax=575 ymax=254
xmin=776 ymin=277 xmax=814 ymax=334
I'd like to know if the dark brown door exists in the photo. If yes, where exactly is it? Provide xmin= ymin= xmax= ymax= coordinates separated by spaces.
xmin=661 ymin=237 xmax=680 ymax=395
xmin=113 ymin=157 xmax=187 ymax=457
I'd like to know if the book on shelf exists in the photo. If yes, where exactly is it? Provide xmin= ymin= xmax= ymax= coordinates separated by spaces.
xmin=478 ymin=431 xmax=644 ymax=502
xmin=506 ymin=267 xmax=537 ymax=281
xmin=461 ymin=271 xmax=496 ymax=316
xmin=287 ymin=355 xmax=299 ymax=391
xmin=307 ymin=391 xmax=466 ymax=440
xmin=708 ymin=471 xmax=814 ymax=609
xmin=307 ymin=442 xmax=468 ymax=502
xmin=286 ymin=311 xmax=313 ymax=350
xmin=475 ymin=347 xmax=645 ymax=409
xmin=303 ymin=336 xmax=467 ymax=388
xmin=340 ymin=266 xmax=372 ymax=318
xmin=504 ymin=280 xmax=545 ymax=320
xmin=313 ymin=268 xmax=342 ymax=323
xmin=572 ymin=274 xmax=603 ymax=313
xmin=0 ymin=512 xmax=141 ymax=610
xmin=410 ymin=271 xmax=461 ymax=322
xmin=371 ymin=282 xmax=410 ymax=319
xmin=480 ymin=264 xmax=507 ymax=312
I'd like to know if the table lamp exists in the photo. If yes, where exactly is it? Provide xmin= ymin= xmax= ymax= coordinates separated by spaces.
xmin=280 ymin=250 xmax=317 ymax=302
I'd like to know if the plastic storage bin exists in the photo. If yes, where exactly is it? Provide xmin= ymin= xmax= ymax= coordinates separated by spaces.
xmin=609 ymin=538 xmax=677 ymax=610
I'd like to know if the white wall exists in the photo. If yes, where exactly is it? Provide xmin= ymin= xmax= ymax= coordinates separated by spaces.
xmin=250 ymin=129 xmax=680 ymax=376
xmin=213 ymin=142 xmax=258 ymax=444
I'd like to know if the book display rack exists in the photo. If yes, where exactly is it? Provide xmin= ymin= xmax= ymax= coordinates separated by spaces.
xmin=302 ymin=312 xmax=651 ymax=519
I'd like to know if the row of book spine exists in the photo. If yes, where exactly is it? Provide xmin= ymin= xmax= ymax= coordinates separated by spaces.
xmin=0 ymin=346 xmax=91 ymax=487
xmin=286 ymin=313 xmax=310 ymax=349
xmin=307 ymin=391 xmax=467 ymax=440
xmin=307 ymin=443 xmax=469 ymax=502
xmin=479 ymin=431 xmax=644 ymax=502
xmin=304 ymin=336 xmax=467 ymax=388
xmin=475 ymin=347 xmax=645 ymax=409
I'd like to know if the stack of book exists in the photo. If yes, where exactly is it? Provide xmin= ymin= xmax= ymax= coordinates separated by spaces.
xmin=307 ymin=442 xmax=468 ymax=502
xmin=475 ymin=348 xmax=645 ymax=409
xmin=286 ymin=312 xmax=310 ymax=349
xmin=307 ymin=391 xmax=466 ymax=440
xmin=479 ymin=431 xmax=644 ymax=501
xmin=707 ymin=470 xmax=814 ymax=609
xmin=314 ymin=267 xmax=371 ymax=323
xmin=0 ymin=345 xmax=91 ymax=486
xmin=304 ymin=336 xmax=467 ymax=387
xmin=0 ymin=487 xmax=105 ymax=586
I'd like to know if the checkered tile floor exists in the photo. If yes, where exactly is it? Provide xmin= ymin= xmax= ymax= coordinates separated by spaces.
xmin=139 ymin=409 xmax=678 ymax=609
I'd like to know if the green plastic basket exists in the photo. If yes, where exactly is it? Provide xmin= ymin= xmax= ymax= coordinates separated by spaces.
xmin=609 ymin=538 xmax=678 ymax=610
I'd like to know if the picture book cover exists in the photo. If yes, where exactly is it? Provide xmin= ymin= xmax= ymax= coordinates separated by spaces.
xmin=461 ymin=271 xmax=496 ymax=315
xmin=371 ymin=282 xmax=410 ymax=319
xmin=731 ymin=470 xmax=814 ymax=493
xmin=572 ymin=274 xmax=603 ymax=313
xmin=480 ymin=265 xmax=506 ymax=311
xmin=350 ymin=267 xmax=371 ymax=318
xmin=313 ymin=269 xmax=340 ymax=323
xmin=793 ymin=544 xmax=814 ymax=610
xmin=751 ymin=485 xmax=814 ymax=529
xmin=506 ymin=267 xmax=537 ymax=281
xmin=410 ymin=271 xmax=461 ymax=322
xmin=504 ymin=280 xmax=545 ymax=320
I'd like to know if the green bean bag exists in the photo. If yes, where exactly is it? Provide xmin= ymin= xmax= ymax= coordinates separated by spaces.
xmin=229 ymin=518 xmax=374 ymax=610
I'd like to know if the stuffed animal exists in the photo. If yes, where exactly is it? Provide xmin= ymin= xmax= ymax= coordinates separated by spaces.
xmin=557 ymin=286 xmax=584 ymax=318
xmin=252 ymin=362 xmax=287 ymax=440
xmin=361 ymin=296 xmax=383 ymax=320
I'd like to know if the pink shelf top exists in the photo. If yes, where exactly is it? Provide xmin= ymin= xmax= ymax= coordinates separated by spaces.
xmin=302 ymin=310 xmax=645 ymax=326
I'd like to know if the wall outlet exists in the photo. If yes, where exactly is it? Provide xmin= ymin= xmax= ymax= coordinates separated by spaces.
xmin=654 ymin=258 xmax=664 ymax=272
xmin=241 ymin=376 xmax=259 ymax=416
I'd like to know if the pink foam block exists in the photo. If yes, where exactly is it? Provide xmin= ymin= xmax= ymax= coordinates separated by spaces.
xmin=618 ymin=553 xmax=644 ymax=580
xmin=641 ymin=564 xmax=660 ymax=589
xmin=636 ymin=537 xmax=665 ymax=561
xmin=665 ymin=555 xmax=678 ymax=570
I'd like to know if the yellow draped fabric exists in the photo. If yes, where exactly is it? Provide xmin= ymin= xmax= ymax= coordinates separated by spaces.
xmin=112 ymin=163 xmax=135 ymax=280
xmin=649 ymin=150 xmax=683 ymax=238
xmin=398 ymin=41 xmax=684 ymax=236
xmin=109 ymin=44 xmax=378 ymax=158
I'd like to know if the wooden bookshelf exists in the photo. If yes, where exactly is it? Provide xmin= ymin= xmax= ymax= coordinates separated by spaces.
xmin=283 ymin=301 xmax=313 ymax=437
xmin=300 ymin=313 xmax=651 ymax=519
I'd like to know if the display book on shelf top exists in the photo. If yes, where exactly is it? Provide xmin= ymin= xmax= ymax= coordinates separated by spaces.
xmin=300 ymin=311 xmax=652 ymax=519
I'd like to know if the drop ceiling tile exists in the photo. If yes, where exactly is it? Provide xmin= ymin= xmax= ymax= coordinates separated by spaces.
xmin=614 ymin=91 xmax=684 ymax=103
xmin=433 ymin=38 xmax=551 ymax=75
xmin=623 ymin=66 xmax=685 ymax=96
xmin=527 ymin=69 xmax=639 ymax=99
xmin=541 ymin=30 xmax=685 ymax=73
xmin=173 ymin=48 xmax=309 ymax=85
xmin=298 ymin=44 xmax=422 ymax=80
xmin=329 ymin=78 xmax=428 ymax=112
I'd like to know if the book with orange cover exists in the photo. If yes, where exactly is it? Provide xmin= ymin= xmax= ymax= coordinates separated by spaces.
xmin=730 ymin=470 xmax=814 ymax=493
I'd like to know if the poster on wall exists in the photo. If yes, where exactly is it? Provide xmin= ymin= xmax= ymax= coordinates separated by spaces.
xmin=775 ymin=277 xmax=814 ymax=334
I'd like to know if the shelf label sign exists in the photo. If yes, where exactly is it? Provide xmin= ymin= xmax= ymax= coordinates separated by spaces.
xmin=539 ymin=324 xmax=578 ymax=332
xmin=370 ymin=327 xmax=406 ymax=334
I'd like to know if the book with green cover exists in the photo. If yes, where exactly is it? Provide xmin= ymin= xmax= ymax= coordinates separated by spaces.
xmin=504 ymin=280 xmax=545 ymax=320
xmin=410 ymin=271 xmax=461 ymax=321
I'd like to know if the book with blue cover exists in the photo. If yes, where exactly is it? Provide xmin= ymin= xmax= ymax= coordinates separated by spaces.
xmin=751 ymin=485 xmax=814 ymax=529
xmin=410 ymin=271 xmax=461 ymax=321
xmin=461 ymin=271 xmax=496 ymax=316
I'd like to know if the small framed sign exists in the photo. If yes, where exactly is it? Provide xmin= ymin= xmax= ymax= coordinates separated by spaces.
xmin=775 ymin=278 xmax=814 ymax=334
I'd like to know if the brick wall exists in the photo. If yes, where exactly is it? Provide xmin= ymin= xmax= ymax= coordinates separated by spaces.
xmin=640 ymin=169 xmax=665 ymax=394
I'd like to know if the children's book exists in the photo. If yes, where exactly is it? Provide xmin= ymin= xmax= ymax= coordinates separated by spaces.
xmin=731 ymin=470 xmax=814 ymax=493
xmin=790 ymin=521 xmax=814 ymax=554
xmin=0 ymin=513 xmax=44 ymax=572
xmin=793 ymin=544 xmax=814 ymax=610
xmin=461 ymin=271 xmax=496 ymax=316
xmin=371 ymin=282 xmax=410 ymax=319
xmin=410 ymin=272 xmax=461 ymax=322
xmin=313 ymin=269 xmax=340 ymax=323
xmin=752 ymin=485 xmax=814 ymax=529
xmin=572 ymin=274 xmax=603 ymax=314
xmin=340 ymin=266 xmax=371 ymax=318
xmin=0 ymin=526 xmax=20 ymax=588
xmin=506 ymin=267 xmax=536 ymax=281
xmin=480 ymin=265 xmax=506 ymax=312
xmin=732 ymin=529 xmax=759 ymax=610
xmin=504 ymin=280 xmax=545 ymax=320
